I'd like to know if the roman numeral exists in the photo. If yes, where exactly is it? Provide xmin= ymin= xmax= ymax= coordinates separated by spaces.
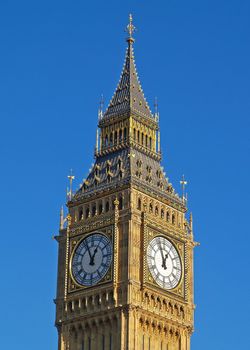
xmin=73 ymin=261 xmax=82 ymax=268
xmin=173 ymin=266 xmax=181 ymax=271
xmin=103 ymin=253 xmax=111 ymax=258
xmin=101 ymin=262 xmax=109 ymax=268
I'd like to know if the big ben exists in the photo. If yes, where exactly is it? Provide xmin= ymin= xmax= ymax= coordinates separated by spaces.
xmin=54 ymin=15 xmax=197 ymax=350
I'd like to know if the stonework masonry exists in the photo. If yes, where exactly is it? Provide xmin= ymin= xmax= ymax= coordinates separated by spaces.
xmin=54 ymin=15 xmax=197 ymax=350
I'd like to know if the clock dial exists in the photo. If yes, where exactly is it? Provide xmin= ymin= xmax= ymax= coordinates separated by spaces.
xmin=71 ymin=233 xmax=112 ymax=287
xmin=147 ymin=236 xmax=182 ymax=290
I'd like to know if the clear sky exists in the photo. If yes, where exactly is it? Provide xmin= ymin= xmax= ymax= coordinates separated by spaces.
xmin=0 ymin=0 xmax=249 ymax=349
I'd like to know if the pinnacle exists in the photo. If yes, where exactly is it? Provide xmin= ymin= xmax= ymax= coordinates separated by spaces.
xmin=103 ymin=41 xmax=153 ymax=120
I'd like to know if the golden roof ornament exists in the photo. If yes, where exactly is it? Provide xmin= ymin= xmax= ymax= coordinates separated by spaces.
xmin=126 ymin=14 xmax=136 ymax=43
xmin=67 ymin=169 xmax=75 ymax=201
xmin=180 ymin=174 xmax=188 ymax=203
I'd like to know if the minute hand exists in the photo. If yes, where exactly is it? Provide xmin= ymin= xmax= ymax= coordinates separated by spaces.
xmin=84 ymin=241 xmax=92 ymax=261
xmin=159 ymin=243 xmax=166 ymax=268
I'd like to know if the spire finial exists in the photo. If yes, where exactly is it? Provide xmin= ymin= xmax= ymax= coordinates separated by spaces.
xmin=126 ymin=14 xmax=136 ymax=43
xmin=60 ymin=206 xmax=64 ymax=230
xmin=67 ymin=169 xmax=75 ymax=201
xmin=154 ymin=97 xmax=159 ymax=122
xmin=180 ymin=174 xmax=188 ymax=203
xmin=98 ymin=94 xmax=104 ymax=121
xmin=154 ymin=97 xmax=158 ymax=115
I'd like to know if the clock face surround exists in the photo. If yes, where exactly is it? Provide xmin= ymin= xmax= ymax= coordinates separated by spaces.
xmin=71 ymin=233 xmax=112 ymax=287
xmin=147 ymin=236 xmax=182 ymax=290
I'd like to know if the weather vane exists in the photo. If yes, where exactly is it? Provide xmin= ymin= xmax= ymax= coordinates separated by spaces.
xmin=180 ymin=174 xmax=188 ymax=202
xmin=67 ymin=169 xmax=75 ymax=201
xmin=126 ymin=14 xmax=136 ymax=40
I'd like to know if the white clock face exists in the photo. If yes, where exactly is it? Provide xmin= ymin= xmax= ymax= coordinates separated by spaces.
xmin=147 ymin=236 xmax=182 ymax=290
xmin=71 ymin=233 xmax=112 ymax=287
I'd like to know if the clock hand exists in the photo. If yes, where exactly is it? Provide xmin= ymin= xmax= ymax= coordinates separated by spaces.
xmin=84 ymin=241 xmax=93 ymax=263
xmin=89 ymin=247 xmax=98 ymax=266
xmin=158 ymin=239 xmax=164 ymax=261
xmin=162 ymin=253 xmax=168 ymax=270
xmin=159 ymin=241 xmax=167 ymax=269
xmin=89 ymin=238 xmax=103 ymax=265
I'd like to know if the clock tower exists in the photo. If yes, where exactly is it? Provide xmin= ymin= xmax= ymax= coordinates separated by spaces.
xmin=55 ymin=15 xmax=197 ymax=350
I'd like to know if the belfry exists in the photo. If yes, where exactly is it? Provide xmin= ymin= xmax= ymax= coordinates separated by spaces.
xmin=55 ymin=15 xmax=196 ymax=350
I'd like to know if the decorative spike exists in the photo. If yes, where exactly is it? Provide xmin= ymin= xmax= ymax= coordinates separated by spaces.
xmin=60 ymin=206 xmax=64 ymax=230
xmin=67 ymin=170 xmax=75 ymax=201
xmin=158 ymin=130 xmax=161 ymax=153
xmin=190 ymin=212 xmax=193 ymax=232
xmin=96 ymin=128 xmax=99 ymax=152
xmin=180 ymin=175 xmax=187 ymax=202
xmin=98 ymin=94 xmax=104 ymax=121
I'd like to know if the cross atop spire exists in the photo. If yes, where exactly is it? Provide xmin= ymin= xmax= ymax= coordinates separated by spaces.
xmin=126 ymin=14 xmax=136 ymax=43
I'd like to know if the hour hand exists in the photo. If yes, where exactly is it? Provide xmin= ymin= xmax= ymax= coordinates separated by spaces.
xmin=89 ymin=248 xmax=98 ymax=266
xmin=162 ymin=254 xmax=168 ymax=270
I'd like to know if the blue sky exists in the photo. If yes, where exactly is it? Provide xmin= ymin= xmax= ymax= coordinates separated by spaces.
xmin=0 ymin=0 xmax=249 ymax=349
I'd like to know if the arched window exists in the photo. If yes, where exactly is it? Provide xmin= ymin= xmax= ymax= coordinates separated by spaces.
xmin=92 ymin=205 xmax=96 ymax=216
xmin=166 ymin=211 xmax=170 ymax=222
xmin=141 ymin=133 xmax=144 ymax=146
xmin=106 ymin=163 xmax=110 ymax=173
xmin=155 ymin=206 xmax=159 ymax=216
xmin=114 ymin=131 xmax=117 ymax=144
xmin=161 ymin=209 xmax=164 ymax=219
xmin=118 ymin=159 xmax=122 ymax=169
xmin=137 ymin=130 xmax=140 ymax=142
xmin=118 ymin=196 xmax=123 ymax=210
xmin=149 ymin=137 xmax=152 ymax=149
xmin=133 ymin=128 xmax=136 ymax=140
xmin=119 ymin=130 xmax=122 ymax=142
xmin=107 ymin=174 xmax=111 ymax=183
xmin=105 ymin=135 xmax=108 ymax=146
xmin=85 ymin=207 xmax=90 ymax=219
xmin=109 ymin=133 xmax=113 ymax=146
xmin=99 ymin=203 xmax=103 ymax=214
xmin=124 ymin=128 xmax=127 ymax=140
xmin=149 ymin=203 xmax=153 ymax=213
xmin=119 ymin=171 xmax=123 ymax=180
xmin=105 ymin=201 xmax=110 ymax=212
xmin=137 ymin=198 xmax=141 ymax=210
xmin=172 ymin=214 xmax=175 ymax=225
xmin=79 ymin=208 xmax=83 ymax=221
xmin=146 ymin=135 xmax=148 ymax=147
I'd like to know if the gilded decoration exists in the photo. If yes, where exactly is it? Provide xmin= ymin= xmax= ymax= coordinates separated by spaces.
xmin=55 ymin=15 xmax=196 ymax=350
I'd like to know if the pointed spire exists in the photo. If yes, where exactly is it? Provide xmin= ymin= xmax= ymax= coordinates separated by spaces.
xmin=96 ymin=128 xmax=99 ymax=152
xmin=154 ymin=97 xmax=160 ymax=122
xmin=190 ymin=212 xmax=193 ymax=232
xmin=157 ymin=130 xmax=161 ymax=153
xmin=103 ymin=15 xmax=153 ymax=121
xmin=180 ymin=175 xmax=188 ymax=203
xmin=60 ymin=206 xmax=64 ymax=230
xmin=98 ymin=94 xmax=104 ymax=121
xmin=67 ymin=170 xmax=75 ymax=201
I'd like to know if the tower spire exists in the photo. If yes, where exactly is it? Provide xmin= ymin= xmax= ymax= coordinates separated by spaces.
xmin=103 ymin=15 xmax=153 ymax=121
